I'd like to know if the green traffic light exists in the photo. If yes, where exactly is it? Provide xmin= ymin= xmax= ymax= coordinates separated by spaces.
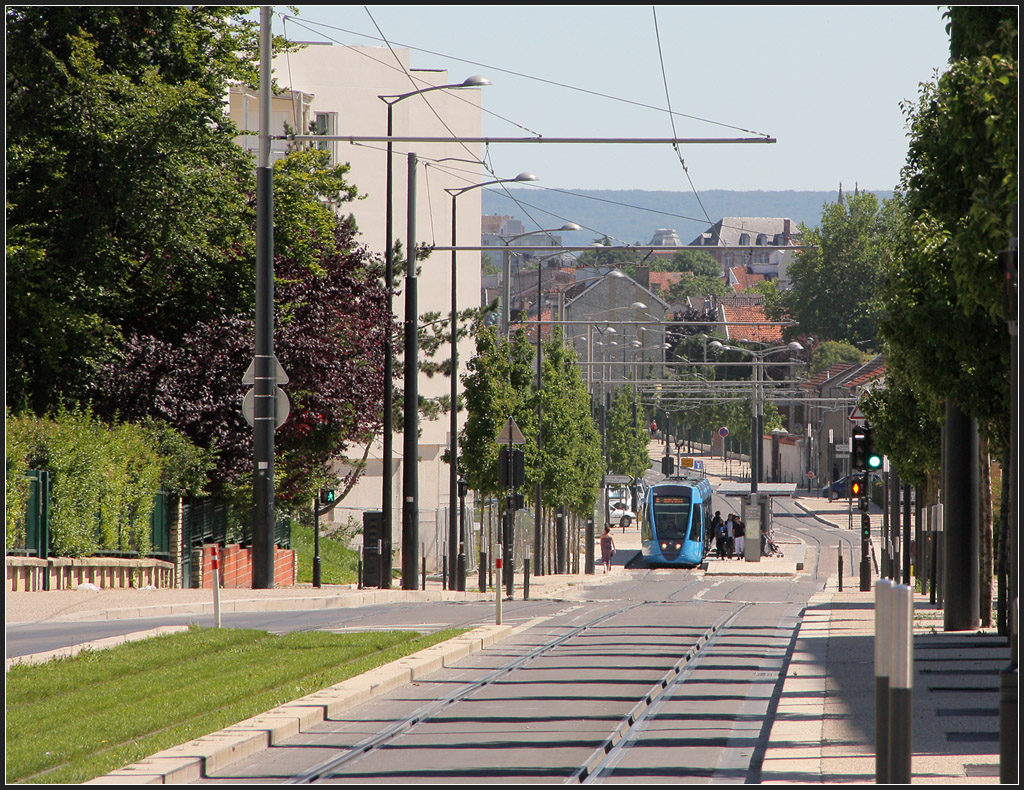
xmin=867 ymin=453 xmax=882 ymax=470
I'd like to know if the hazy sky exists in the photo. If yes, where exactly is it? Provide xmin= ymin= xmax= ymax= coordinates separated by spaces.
xmin=273 ymin=5 xmax=952 ymax=193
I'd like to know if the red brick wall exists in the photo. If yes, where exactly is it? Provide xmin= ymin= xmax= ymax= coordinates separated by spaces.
xmin=200 ymin=544 xmax=296 ymax=588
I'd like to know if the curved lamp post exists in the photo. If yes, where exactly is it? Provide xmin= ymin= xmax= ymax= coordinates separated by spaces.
xmin=377 ymin=76 xmax=489 ymax=589
xmin=443 ymin=171 xmax=538 ymax=590
xmin=709 ymin=340 xmax=803 ymax=492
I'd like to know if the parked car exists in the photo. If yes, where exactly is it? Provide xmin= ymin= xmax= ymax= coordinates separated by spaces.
xmin=609 ymin=500 xmax=636 ymax=527
xmin=821 ymin=473 xmax=881 ymax=500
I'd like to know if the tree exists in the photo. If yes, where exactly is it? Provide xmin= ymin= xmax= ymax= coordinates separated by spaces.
xmin=6 ymin=7 xmax=266 ymax=413
xmin=665 ymin=249 xmax=721 ymax=278
xmin=879 ymin=10 xmax=1016 ymax=445
xmin=605 ymin=386 xmax=650 ymax=480
xmin=782 ymin=192 xmax=894 ymax=347
xmin=459 ymin=327 xmax=537 ymax=499
xmin=96 ymin=217 xmax=390 ymax=507
xmin=537 ymin=333 xmax=603 ymax=516
xmin=809 ymin=340 xmax=869 ymax=376
xmin=575 ymin=236 xmax=647 ymax=277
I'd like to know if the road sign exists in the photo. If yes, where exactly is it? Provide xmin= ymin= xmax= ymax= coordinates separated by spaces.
xmin=849 ymin=405 xmax=866 ymax=422
xmin=603 ymin=474 xmax=631 ymax=486
xmin=719 ymin=427 xmax=729 ymax=437
xmin=242 ymin=356 xmax=289 ymax=386
xmin=242 ymin=386 xmax=290 ymax=429
xmin=497 ymin=417 xmax=526 ymax=445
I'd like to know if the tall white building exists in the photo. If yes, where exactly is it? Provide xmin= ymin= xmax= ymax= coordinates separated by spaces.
xmin=229 ymin=43 xmax=487 ymax=561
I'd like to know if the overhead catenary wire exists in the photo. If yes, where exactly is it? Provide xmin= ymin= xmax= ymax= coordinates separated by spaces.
xmin=277 ymin=11 xmax=774 ymax=139
xmin=274 ymin=9 xmax=781 ymax=250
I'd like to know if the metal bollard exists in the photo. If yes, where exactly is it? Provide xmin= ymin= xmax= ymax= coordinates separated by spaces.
xmin=479 ymin=550 xmax=487 ymax=593
xmin=524 ymin=558 xmax=530 ymax=600
xmin=888 ymin=584 xmax=913 ymax=783
xmin=838 ymin=545 xmax=844 ymax=592
xmin=1000 ymin=598 xmax=1018 ymax=784
xmin=874 ymin=579 xmax=893 ymax=783
xmin=211 ymin=544 xmax=222 ymax=629
xmin=495 ymin=553 xmax=503 ymax=625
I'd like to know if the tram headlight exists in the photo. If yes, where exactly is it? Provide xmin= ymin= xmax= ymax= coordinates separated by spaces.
xmin=660 ymin=542 xmax=667 ymax=550
xmin=675 ymin=543 xmax=681 ymax=550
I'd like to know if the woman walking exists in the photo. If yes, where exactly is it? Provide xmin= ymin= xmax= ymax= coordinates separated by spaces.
xmin=600 ymin=525 xmax=617 ymax=573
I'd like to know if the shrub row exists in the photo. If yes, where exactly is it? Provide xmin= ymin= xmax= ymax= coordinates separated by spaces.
xmin=5 ymin=409 xmax=211 ymax=556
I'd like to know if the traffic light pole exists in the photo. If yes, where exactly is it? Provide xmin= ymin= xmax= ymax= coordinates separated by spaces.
xmin=860 ymin=486 xmax=872 ymax=592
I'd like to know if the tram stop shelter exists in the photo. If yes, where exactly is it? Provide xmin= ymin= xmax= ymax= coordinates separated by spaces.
xmin=714 ymin=483 xmax=797 ymax=562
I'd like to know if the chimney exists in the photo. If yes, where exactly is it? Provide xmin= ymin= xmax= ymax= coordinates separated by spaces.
xmin=635 ymin=264 xmax=650 ymax=290
xmin=783 ymin=219 xmax=791 ymax=244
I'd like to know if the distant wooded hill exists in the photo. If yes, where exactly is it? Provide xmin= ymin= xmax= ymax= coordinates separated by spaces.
xmin=481 ymin=188 xmax=894 ymax=248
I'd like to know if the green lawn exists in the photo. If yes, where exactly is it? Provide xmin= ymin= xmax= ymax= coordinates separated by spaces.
xmin=291 ymin=521 xmax=361 ymax=585
xmin=6 ymin=625 xmax=464 ymax=784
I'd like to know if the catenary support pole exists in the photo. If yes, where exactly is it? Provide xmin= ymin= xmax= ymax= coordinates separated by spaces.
xmin=251 ymin=6 xmax=275 ymax=588
xmin=401 ymin=154 xmax=419 ymax=590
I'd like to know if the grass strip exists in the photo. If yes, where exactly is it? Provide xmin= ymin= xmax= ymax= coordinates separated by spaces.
xmin=6 ymin=625 xmax=465 ymax=784
xmin=291 ymin=522 xmax=361 ymax=585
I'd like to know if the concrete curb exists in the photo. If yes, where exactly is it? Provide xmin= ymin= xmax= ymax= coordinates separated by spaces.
xmin=85 ymin=620 xmax=535 ymax=784
xmin=5 ymin=626 xmax=191 ymax=671
xmin=759 ymin=586 xmax=833 ymax=784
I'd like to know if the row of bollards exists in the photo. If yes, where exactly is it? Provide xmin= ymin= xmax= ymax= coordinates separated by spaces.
xmin=874 ymin=579 xmax=912 ymax=784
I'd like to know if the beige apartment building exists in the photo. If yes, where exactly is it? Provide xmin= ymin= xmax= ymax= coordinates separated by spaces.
xmin=228 ymin=42 xmax=487 ymax=563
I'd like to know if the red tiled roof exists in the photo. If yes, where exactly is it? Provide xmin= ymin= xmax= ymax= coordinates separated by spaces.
xmin=720 ymin=301 xmax=782 ymax=344
xmin=648 ymin=271 xmax=689 ymax=296
xmin=728 ymin=267 xmax=766 ymax=293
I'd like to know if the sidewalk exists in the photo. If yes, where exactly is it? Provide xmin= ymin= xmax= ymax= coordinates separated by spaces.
xmin=7 ymin=446 xmax=1012 ymax=784
xmin=687 ymin=448 xmax=1007 ymax=784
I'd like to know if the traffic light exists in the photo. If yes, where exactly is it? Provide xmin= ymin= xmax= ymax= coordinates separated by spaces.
xmin=851 ymin=426 xmax=868 ymax=470
xmin=661 ymin=455 xmax=675 ymax=476
xmin=864 ymin=426 xmax=882 ymax=471
xmin=318 ymin=488 xmax=336 ymax=505
xmin=850 ymin=475 xmax=865 ymax=498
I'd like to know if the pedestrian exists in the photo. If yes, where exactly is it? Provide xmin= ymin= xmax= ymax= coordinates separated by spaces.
xmin=600 ymin=525 xmax=616 ymax=573
xmin=733 ymin=516 xmax=745 ymax=559
xmin=710 ymin=510 xmax=724 ymax=556
xmin=714 ymin=514 xmax=728 ymax=559
xmin=724 ymin=514 xmax=736 ymax=558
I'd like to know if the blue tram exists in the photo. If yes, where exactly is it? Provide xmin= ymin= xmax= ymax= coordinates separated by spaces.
xmin=641 ymin=478 xmax=714 ymax=567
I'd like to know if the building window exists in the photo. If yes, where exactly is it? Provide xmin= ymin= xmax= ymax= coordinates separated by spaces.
xmin=314 ymin=112 xmax=338 ymax=164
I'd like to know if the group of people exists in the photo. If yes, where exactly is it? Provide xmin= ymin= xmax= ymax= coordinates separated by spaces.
xmin=711 ymin=511 xmax=746 ymax=559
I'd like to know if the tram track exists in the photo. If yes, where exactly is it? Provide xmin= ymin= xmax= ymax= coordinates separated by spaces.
xmin=276 ymin=595 xmax=772 ymax=785
xmin=286 ymin=601 xmax=648 ymax=784
xmin=568 ymin=603 xmax=751 ymax=783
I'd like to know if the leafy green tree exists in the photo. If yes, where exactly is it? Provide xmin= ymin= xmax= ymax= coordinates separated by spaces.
xmin=666 ymin=273 xmax=729 ymax=302
xmin=605 ymin=386 xmax=650 ymax=480
xmin=6 ymin=7 xmax=265 ymax=413
xmin=576 ymin=236 xmax=647 ymax=277
xmin=782 ymin=192 xmax=894 ymax=346
xmin=537 ymin=334 xmax=603 ymax=516
xmin=879 ymin=9 xmax=1016 ymax=446
xmin=459 ymin=328 xmax=537 ymax=498
xmin=664 ymin=249 xmax=721 ymax=278
xmin=810 ymin=340 xmax=869 ymax=376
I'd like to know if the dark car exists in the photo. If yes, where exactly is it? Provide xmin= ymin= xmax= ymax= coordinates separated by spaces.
xmin=821 ymin=473 xmax=881 ymax=500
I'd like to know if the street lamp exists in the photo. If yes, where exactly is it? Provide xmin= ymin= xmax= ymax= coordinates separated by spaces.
xmin=378 ymin=75 xmax=490 ymax=589
xmin=708 ymin=340 xmax=803 ymax=493
xmin=443 ymin=171 xmax=538 ymax=590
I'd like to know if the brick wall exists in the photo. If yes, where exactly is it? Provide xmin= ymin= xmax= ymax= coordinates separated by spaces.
xmin=199 ymin=544 xmax=296 ymax=588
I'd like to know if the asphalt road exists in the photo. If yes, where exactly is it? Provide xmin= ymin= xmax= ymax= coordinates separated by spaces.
xmin=185 ymin=507 xmax=844 ymax=785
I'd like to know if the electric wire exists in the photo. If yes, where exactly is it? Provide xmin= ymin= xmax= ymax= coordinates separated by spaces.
xmin=278 ymin=11 xmax=773 ymax=138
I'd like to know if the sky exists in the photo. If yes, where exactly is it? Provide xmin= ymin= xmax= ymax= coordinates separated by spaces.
xmin=273 ymin=5 xmax=953 ymax=194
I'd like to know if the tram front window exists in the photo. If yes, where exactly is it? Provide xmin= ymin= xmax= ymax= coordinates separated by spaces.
xmin=652 ymin=495 xmax=691 ymax=541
